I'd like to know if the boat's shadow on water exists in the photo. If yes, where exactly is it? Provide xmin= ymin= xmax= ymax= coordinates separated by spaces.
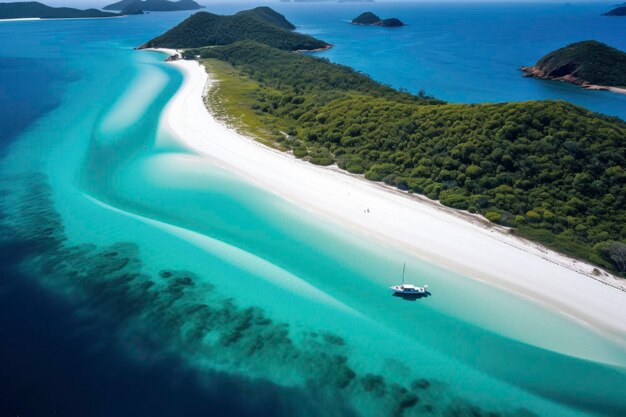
xmin=392 ymin=292 xmax=432 ymax=302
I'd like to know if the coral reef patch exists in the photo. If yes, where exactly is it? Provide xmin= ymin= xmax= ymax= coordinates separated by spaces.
xmin=0 ymin=172 xmax=537 ymax=417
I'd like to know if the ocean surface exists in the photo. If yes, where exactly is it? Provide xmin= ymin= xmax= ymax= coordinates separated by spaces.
xmin=305 ymin=1 xmax=626 ymax=119
xmin=1 ymin=2 xmax=626 ymax=417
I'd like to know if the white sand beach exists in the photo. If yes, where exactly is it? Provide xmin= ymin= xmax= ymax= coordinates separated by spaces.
xmin=160 ymin=56 xmax=626 ymax=342
xmin=585 ymin=84 xmax=626 ymax=96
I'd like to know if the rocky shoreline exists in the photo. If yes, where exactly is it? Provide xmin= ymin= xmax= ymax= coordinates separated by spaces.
xmin=521 ymin=65 xmax=626 ymax=95
xmin=295 ymin=43 xmax=333 ymax=53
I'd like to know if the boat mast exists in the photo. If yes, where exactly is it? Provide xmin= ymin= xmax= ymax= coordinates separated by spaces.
xmin=402 ymin=262 xmax=406 ymax=285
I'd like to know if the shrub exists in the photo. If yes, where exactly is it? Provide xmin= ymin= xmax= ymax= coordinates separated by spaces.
xmin=485 ymin=212 xmax=502 ymax=223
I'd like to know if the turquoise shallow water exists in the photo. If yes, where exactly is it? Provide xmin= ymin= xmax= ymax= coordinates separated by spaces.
xmin=1 ymin=4 xmax=626 ymax=417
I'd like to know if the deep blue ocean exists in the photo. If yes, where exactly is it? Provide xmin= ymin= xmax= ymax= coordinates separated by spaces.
xmin=306 ymin=1 xmax=626 ymax=116
xmin=1 ymin=2 xmax=626 ymax=417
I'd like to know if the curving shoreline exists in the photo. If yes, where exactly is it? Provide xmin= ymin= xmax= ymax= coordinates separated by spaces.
xmin=522 ymin=65 xmax=626 ymax=96
xmin=157 ymin=51 xmax=626 ymax=344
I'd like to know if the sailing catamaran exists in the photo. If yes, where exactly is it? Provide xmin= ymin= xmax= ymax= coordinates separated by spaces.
xmin=390 ymin=263 xmax=428 ymax=295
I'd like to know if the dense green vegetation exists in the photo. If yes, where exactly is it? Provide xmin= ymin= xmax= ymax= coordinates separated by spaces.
xmin=352 ymin=12 xmax=380 ymax=24
xmin=104 ymin=0 xmax=202 ymax=12
xmin=603 ymin=6 xmax=626 ymax=16
xmin=185 ymin=41 xmax=436 ymax=104
xmin=531 ymin=41 xmax=626 ymax=87
xmin=236 ymin=6 xmax=296 ymax=30
xmin=202 ymin=58 xmax=282 ymax=146
xmin=0 ymin=1 xmax=119 ymax=19
xmin=379 ymin=18 xmax=405 ymax=27
xmin=189 ymin=41 xmax=626 ymax=275
xmin=352 ymin=11 xmax=405 ymax=27
xmin=140 ymin=8 xmax=328 ymax=51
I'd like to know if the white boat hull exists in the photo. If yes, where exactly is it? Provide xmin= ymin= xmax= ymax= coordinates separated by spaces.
xmin=390 ymin=285 xmax=428 ymax=295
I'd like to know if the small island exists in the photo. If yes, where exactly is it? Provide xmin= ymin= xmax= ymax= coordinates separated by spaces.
xmin=139 ymin=7 xmax=330 ymax=51
xmin=104 ymin=0 xmax=203 ymax=12
xmin=0 ymin=1 xmax=120 ymax=19
xmin=522 ymin=40 xmax=626 ymax=95
xmin=603 ymin=6 xmax=626 ymax=16
xmin=351 ymin=12 xmax=405 ymax=27
xmin=280 ymin=0 xmax=375 ymax=2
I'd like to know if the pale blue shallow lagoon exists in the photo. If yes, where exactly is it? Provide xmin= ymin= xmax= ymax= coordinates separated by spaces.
xmin=1 ymin=3 xmax=626 ymax=417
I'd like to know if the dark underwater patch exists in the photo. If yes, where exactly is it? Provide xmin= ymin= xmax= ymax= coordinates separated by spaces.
xmin=0 ymin=173 xmax=537 ymax=417
xmin=0 ymin=262 xmax=350 ymax=417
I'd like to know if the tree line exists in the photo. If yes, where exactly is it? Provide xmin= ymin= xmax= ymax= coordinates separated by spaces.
xmin=188 ymin=41 xmax=626 ymax=275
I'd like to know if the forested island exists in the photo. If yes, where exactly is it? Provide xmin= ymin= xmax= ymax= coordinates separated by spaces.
xmin=0 ymin=1 xmax=119 ymax=19
xmin=603 ymin=6 xmax=626 ymax=16
xmin=522 ymin=41 xmax=626 ymax=93
xmin=279 ymin=0 xmax=375 ymax=2
xmin=104 ymin=0 xmax=203 ymax=12
xmin=352 ymin=12 xmax=405 ymax=27
xmin=139 ymin=7 xmax=329 ymax=51
xmin=146 ymin=7 xmax=626 ymax=275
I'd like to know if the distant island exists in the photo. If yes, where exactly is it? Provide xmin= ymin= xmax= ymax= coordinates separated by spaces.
xmin=603 ymin=6 xmax=626 ymax=16
xmin=139 ymin=7 xmax=330 ymax=51
xmin=279 ymin=0 xmax=374 ymax=2
xmin=522 ymin=40 xmax=626 ymax=94
xmin=0 ymin=1 xmax=119 ymax=19
xmin=104 ymin=0 xmax=203 ymax=12
xmin=351 ymin=12 xmax=405 ymax=27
